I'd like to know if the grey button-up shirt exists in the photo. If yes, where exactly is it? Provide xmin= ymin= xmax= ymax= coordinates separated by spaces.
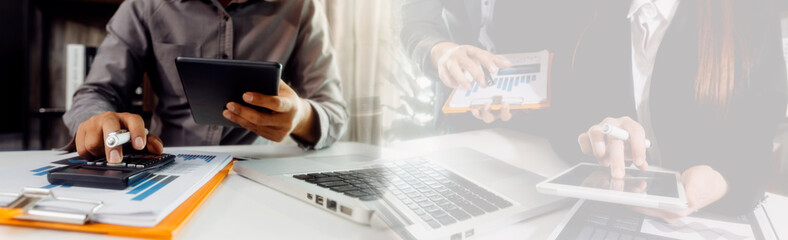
xmin=63 ymin=0 xmax=347 ymax=149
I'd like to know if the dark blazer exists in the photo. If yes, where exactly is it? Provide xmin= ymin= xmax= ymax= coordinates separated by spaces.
xmin=550 ymin=0 xmax=787 ymax=215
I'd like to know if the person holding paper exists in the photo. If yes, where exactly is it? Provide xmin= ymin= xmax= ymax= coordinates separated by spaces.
xmin=562 ymin=0 xmax=787 ymax=220
xmin=400 ymin=0 xmax=592 ymax=129
xmin=63 ymin=0 xmax=347 ymax=163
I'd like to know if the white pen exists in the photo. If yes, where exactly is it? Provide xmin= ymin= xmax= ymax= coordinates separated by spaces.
xmin=601 ymin=124 xmax=651 ymax=148
xmin=106 ymin=129 xmax=149 ymax=148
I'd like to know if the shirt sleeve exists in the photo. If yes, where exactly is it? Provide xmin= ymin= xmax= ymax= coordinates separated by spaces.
xmin=285 ymin=0 xmax=348 ymax=150
xmin=62 ymin=0 xmax=151 ymax=137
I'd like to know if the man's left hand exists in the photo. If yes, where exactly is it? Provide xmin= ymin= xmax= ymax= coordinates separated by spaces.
xmin=223 ymin=79 xmax=319 ymax=144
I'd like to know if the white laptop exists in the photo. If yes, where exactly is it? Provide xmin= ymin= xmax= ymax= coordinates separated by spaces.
xmin=234 ymin=145 xmax=566 ymax=240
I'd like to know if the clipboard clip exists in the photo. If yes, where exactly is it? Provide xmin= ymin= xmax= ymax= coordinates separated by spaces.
xmin=1 ymin=188 xmax=103 ymax=225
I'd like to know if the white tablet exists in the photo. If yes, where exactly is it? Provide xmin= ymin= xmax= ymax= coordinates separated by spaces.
xmin=536 ymin=163 xmax=688 ymax=210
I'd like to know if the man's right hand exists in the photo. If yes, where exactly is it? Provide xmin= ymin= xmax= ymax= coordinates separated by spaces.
xmin=430 ymin=42 xmax=511 ymax=90
xmin=75 ymin=112 xmax=163 ymax=164
xmin=431 ymin=42 xmax=514 ymax=123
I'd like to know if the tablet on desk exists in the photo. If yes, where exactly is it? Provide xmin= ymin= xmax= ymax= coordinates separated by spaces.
xmin=175 ymin=57 xmax=281 ymax=127
xmin=537 ymin=163 xmax=688 ymax=210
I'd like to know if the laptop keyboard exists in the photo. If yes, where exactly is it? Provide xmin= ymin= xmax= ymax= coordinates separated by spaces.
xmin=574 ymin=214 xmax=647 ymax=240
xmin=293 ymin=158 xmax=513 ymax=229
xmin=557 ymin=201 xmax=667 ymax=240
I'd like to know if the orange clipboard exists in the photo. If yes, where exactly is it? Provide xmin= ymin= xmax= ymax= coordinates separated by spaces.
xmin=442 ymin=52 xmax=553 ymax=114
xmin=0 ymin=161 xmax=234 ymax=239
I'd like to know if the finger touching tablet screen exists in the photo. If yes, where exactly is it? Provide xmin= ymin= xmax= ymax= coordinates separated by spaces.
xmin=537 ymin=163 xmax=688 ymax=210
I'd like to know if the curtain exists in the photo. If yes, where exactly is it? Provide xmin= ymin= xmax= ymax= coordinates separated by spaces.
xmin=319 ymin=0 xmax=440 ymax=146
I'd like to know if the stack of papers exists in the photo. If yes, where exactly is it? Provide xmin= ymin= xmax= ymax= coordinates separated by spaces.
xmin=0 ymin=149 xmax=232 ymax=227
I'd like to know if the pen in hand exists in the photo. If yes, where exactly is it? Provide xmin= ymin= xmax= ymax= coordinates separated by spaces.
xmin=601 ymin=124 xmax=651 ymax=148
xmin=106 ymin=129 xmax=149 ymax=148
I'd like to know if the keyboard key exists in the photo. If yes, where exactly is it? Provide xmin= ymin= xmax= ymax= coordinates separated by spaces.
xmin=317 ymin=181 xmax=348 ymax=188
xmin=311 ymin=177 xmax=343 ymax=183
xmin=407 ymin=203 xmax=420 ymax=210
xmin=424 ymin=205 xmax=441 ymax=213
xmin=427 ymin=209 xmax=448 ymax=218
xmin=619 ymin=235 xmax=633 ymax=240
xmin=330 ymin=185 xmax=359 ymax=192
xmin=307 ymin=173 xmax=327 ymax=178
xmin=425 ymin=219 xmax=441 ymax=229
xmin=435 ymin=215 xmax=457 ymax=226
xmin=591 ymin=228 xmax=607 ymax=240
xmin=439 ymin=202 xmax=459 ymax=211
xmin=344 ymin=190 xmax=371 ymax=198
xmin=451 ymin=199 xmax=484 ymax=216
xmin=467 ymin=196 xmax=498 ymax=212
xmin=417 ymin=200 xmax=434 ymax=208
xmin=447 ymin=209 xmax=471 ymax=221
xmin=418 ymin=214 xmax=433 ymax=222
xmin=577 ymin=226 xmax=594 ymax=239
xmin=360 ymin=196 xmax=379 ymax=201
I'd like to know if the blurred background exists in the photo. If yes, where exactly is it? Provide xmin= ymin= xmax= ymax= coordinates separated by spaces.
xmin=0 ymin=0 xmax=787 ymax=195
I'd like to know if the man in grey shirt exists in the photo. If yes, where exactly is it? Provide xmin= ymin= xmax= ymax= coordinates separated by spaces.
xmin=63 ymin=0 xmax=347 ymax=163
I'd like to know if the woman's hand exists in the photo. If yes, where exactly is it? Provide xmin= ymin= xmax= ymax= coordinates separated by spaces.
xmin=578 ymin=117 xmax=649 ymax=178
xmin=633 ymin=165 xmax=728 ymax=223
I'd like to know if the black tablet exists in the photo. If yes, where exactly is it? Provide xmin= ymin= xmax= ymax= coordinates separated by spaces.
xmin=175 ymin=57 xmax=281 ymax=127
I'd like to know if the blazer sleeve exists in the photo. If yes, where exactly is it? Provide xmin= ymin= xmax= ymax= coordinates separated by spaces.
xmin=400 ymin=0 xmax=452 ymax=75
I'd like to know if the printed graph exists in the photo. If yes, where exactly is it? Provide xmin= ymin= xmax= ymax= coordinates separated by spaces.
xmin=177 ymin=154 xmax=215 ymax=163
xmin=127 ymin=174 xmax=180 ymax=201
xmin=465 ymin=74 xmax=538 ymax=96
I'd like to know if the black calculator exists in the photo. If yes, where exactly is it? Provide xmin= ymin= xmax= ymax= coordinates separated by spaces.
xmin=48 ymin=153 xmax=176 ymax=190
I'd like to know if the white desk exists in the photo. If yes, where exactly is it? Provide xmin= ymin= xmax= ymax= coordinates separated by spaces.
xmin=0 ymin=128 xmax=571 ymax=239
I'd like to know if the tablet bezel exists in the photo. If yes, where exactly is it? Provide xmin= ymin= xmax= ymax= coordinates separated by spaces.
xmin=175 ymin=57 xmax=281 ymax=127
xmin=536 ymin=163 xmax=688 ymax=211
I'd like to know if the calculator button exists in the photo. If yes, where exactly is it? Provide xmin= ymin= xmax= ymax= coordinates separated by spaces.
xmin=136 ymin=165 xmax=145 ymax=169
xmin=127 ymin=164 xmax=137 ymax=168
xmin=86 ymin=162 xmax=95 ymax=165
xmin=95 ymin=162 xmax=105 ymax=166
xmin=107 ymin=163 xmax=126 ymax=167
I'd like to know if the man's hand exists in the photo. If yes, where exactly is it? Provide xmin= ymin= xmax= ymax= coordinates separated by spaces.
xmin=75 ymin=112 xmax=163 ymax=164
xmin=223 ymin=79 xmax=319 ymax=144
xmin=430 ymin=42 xmax=511 ymax=90
xmin=470 ymin=103 xmax=514 ymax=123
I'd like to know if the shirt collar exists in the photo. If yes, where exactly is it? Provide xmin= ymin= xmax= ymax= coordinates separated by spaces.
xmin=627 ymin=0 xmax=679 ymax=20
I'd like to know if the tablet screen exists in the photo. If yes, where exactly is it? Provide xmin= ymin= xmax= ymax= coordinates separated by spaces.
xmin=548 ymin=164 xmax=679 ymax=198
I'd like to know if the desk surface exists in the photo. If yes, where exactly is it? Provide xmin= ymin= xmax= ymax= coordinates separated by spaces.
xmin=0 ymin=128 xmax=572 ymax=239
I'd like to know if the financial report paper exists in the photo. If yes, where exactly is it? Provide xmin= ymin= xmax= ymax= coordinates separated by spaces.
xmin=0 ymin=149 xmax=232 ymax=227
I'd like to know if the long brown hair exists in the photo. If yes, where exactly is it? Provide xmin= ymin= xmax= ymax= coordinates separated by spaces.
xmin=572 ymin=0 xmax=750 ymax=115
xmin=695 ymin=0 xmax=749 ymax=115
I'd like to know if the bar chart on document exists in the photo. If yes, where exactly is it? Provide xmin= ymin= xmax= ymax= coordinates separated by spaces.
xmin=445 ymin=50 xmax=550 ymax=112
xmin=0 ymin=150 xmax=232 ymax=227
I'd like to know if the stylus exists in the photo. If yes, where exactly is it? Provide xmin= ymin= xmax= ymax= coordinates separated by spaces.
xmin=601 ymin=124 xmax=652 ymax=148
xmin=106 ymin=128 xmax=149 ymax=148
